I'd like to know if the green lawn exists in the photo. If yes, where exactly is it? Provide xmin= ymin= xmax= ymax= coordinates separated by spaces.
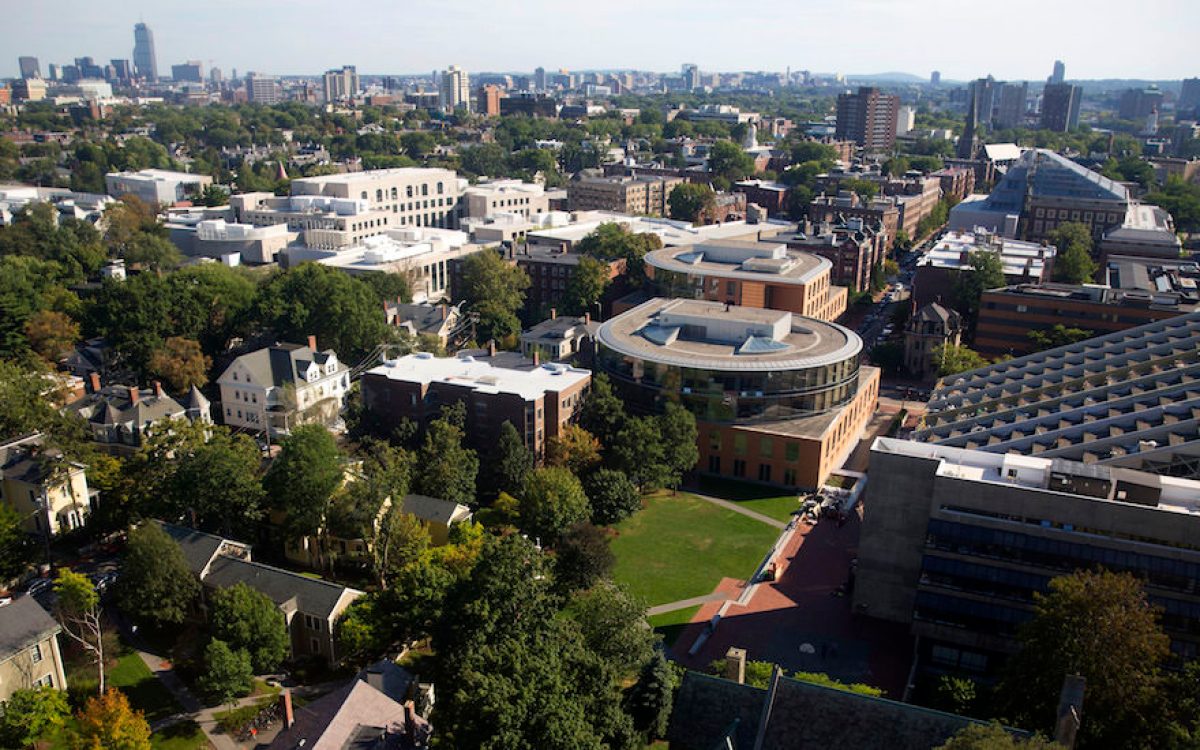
xmin=694 ymin=476 xmax=802 ymax=523
xmin=108 ymin=651 xmax=183 ymax=724
xmin=611 ymin=493 xmax=779 ymax=607
xmin=151 ymin=720 xmax=211 ymax=750
xmin=647 ymin=605 xmax=701 ymax=649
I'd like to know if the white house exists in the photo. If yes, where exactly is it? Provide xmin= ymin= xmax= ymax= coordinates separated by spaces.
xmin=216 ymin=337 xmax=349 ymax=436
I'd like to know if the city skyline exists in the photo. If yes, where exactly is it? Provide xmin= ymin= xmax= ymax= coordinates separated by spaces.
xmin=6 ymin=0 xmax=1198 ymax=83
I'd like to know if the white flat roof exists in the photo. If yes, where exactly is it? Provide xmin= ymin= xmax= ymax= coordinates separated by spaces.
xmin=365 ymin=354 xmax=590 ymax=400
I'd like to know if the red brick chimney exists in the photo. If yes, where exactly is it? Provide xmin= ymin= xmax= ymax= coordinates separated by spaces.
xmin=152 ymin=381 xmax=163 ymax=398
xmin=128 ymin=385 xmax=139 ymax=404
xmin=307 ymin=334 xmax=317 ymax=351
xmin=403 ymin=701 xmax=417 ymax=744
xmin=88 ymin=372 xmax=101 ymax=393
xmin=441 ymin=305 xmax=448 ymax=321
xmin=550 ymin=307 xmax=557 ymax=320
xmin=280 ymin=691 xmax=294 ymax=728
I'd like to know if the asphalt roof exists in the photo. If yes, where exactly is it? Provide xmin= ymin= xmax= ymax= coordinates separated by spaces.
xmin=400 ymin=494 xmax=471 ymax=526
xmin=156 ymin=521 xmax=231 ymax=576
xmin=203 ymin=555 xmax=360 ymax=620
xmin=0 ymin=596 xmax=61 ymax=664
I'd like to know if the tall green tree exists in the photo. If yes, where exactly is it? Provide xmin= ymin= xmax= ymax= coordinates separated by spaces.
xmin=933 ymin=343 xmax=990 ymax=376
xmin=1048 ymin=222 xmax=1098 ymax=285
xmin=0 ymin=503 xmax=36 ymax=582
xmin=413 ymin=411 xmax=478 ymax=505
xmin=577 ymin=223 xmax=663 ymax=281
xmin=1027 ymin=324 xmax=1093 ymax=352
xmin=708 ymin=140 xmax=755 ymax=184
xmin=564 ymin=582 xmax=656 ymax=677
xmin=264 ymin=424 xmax=343 ymax=554
xmin=952 ymin=251 xmax=1006 ymax=321
xmin=198 ymin=639 xmax=254 ymax=705
xmin=562 ymin=255 xmax=612 ymax=317
xmin=659 ymin=402 xmax=699 ymax=489
xmin=625 ymin=651 xmax=676 ymax=741
xmin=0 ymin=686 xmax=71 ymax=749
xmin=210 ymin=582 xmax=290 ymax=673
xmin=584 ymin=468 xmax=641 ymax=526
xmin=116 ymin=522 xmax=201 ymax=626
xmin=668 ymin=183 xmax=717 ymax=224
xmin=579 ymin=373 xmax=628 ymax=451
xmin=519 ymin=466 xmax=591 ymax=544
xmin=458 ymin=250 xmax=530 ymax=344
xmin=554 ymin=522 xmax=615 ymax=593
xmin=999 ymin=570 xmax=1169 ymax=749
xmin=488 ymin=420 xmax=533 ymax=496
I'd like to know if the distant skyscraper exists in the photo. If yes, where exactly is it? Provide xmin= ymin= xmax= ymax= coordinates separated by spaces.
xmin=1041 ymin=83 xmax=1081 ymax=132
xmin=993 ymin=81 xmax=1028 ymax=130
xmin=1049 ymin=60 xmax=1065 ymax=85
xmin=47 ymin=63 xmax=60 ymax=81
xmin=930 ymin=70 xmax=941 ymax=87
xmin=110 ymin=59 xmax=133 ymax=83
xmin=210 ymin=67 xmax=223 ymax=85
xmin=835 ymin=86 xmax=900 ymax=151
xmin=967 ymin=77 xmax=996 ymax=128
xmin=18 ymin=56 xmax=40 ymax=79
xmin=1180 ymin=78 xmax=1200 ymax=117
xmin=171 ymin=61 xmax=204 ymax=83
xmin=682 ymin=63 xmax=700 ymax=91
xmin=133 ymin=22 xmax=158 ymax=81
xmin=534 ymin=66 xmax=546 ymax=91
xmin=440 ymin=65 xmax=470 ymax=112
xmin=245 ymin=72 xmax=280 ymax=104
xmin=322 ymin=65 xmax=359 ymax=103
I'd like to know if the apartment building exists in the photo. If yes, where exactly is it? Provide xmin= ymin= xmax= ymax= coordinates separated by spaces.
xmin=835 ymin=87 xmax=899 ymax=152
xmin=289 ymin=167 xmax=463 ymax=231
xmin=323 ymin=65 xmax=358 ymax=103
xmin=360 ymin=353 xmax=591 ymax=459
xmin=567 ymin=173 xmax=684 ymax=216
xmin=780 ymin=217 xmax=888 ymax=293
xmin=463 ymin=179 xmax=549 ymax=219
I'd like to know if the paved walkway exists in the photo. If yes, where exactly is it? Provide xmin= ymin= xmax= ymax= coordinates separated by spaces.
xmin=647 ymin=592 xmax=728 ymax=617
xmin=686 ymin=491 xmax=788 ymax=529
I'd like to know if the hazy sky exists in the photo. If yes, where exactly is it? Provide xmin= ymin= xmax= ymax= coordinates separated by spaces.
xmin=7 ymin=0 xmax=1197 ymax=82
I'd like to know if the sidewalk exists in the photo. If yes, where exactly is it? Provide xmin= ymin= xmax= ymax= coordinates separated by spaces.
xmin=685 ymin=491 xmax=787 ymax=529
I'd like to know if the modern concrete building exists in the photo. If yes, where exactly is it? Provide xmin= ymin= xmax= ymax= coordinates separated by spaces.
xmin=463 ymin=179 xmax=549 ymax=219
xmin=0 ymin=597 xmax=67 ymax=700
xmin=231 ymin=192 xmax=390 ymax=250
xmin=246 ymin=72 xmax=280 ymax=104
xmin=105 ymin=169 xmax=212 ymax=205
xmin=289 ymin=167 xmax=463 ymax=230
xmin=11 ymin=78 xmax=47 ymax=101
xmin=915 ymin=312 xmax=1200 ymax=479
xmin=132 ymin=22 xmax=157 ymax=81
xmin=1040 ymin=83 xmax=1081 ymax=132
xmin=18 ymin=56 xmax=40 ymax=80
xmin=568 ymin=173 xmax=684 ymax=216
xmin=596 ymin=298 xmax=879 ymax=488
xmin=912 ymin=228 xmax=1055 ymax=310
xmin=645 ymin=240 xmax=847 ymax=321
xmin=440 ymin=65 xmax=470 ymax=112
xmin=360 ymin=353 xmax=591 ymax=459
xmin=973 ymin=256 xmax=1200 ymax=357
xmin=835 ymin=87 xmax=899 ymax=152
xmin=171 ymin=61 xmax=203 ymax=83
xmin=856 ymin=438 xmax=1200 ymax=672
xmin=904 ymin=303 xmax=963 ymax=380
xmin=169 ymin=217 xmax=293 ymax=264
xmin=322 ymin=65 xmax=358 ymax=103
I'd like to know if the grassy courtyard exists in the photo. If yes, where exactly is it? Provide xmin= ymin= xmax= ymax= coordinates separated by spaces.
xmin=694 ymin=476 xmax=803 ymax=523
xmin=611 ymin=492 xmax=780 ymax=608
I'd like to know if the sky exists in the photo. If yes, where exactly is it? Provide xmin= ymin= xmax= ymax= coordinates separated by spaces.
xmin=6 ymin=0 xmax=1198 ymax=82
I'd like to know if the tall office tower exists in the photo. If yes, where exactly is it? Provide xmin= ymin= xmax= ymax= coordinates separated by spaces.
xmin=209 ymin=67 xmax=223 ymax=85
xmin=18 ymin=56 xmax=40 ymax=79
xmin=1040 ymin=83 xmax=1081 ymax=132
xmin=1049 ymin=59 xmax=1065 ymax=84
xmin=967 ymin=77 xmax=996 ymax=128
xmin=133 ymin=22 xmax=158 ymax=81
xmin=930 ymin=70 xmax=941 ymax=87
xmin=440 ymin=65 xmax=469 ymax=112
xmin=245 ymin=72 xmax=280 ymax=104
xmin=47 ymin=64 xmax=60 ymax=81
xmin=1180 ymin=78 xmax=1200 ymax=117
xmin=110 ymin=59 xmax=133 ymax=83
xmin=322 ymin=65 xmax=359 ymax=103
xmin=993 ymin=81 xmax=1029 ymax=129
xmin=171 ymin=61 xmax=204 ymax=83
xmin=74 ymin=57 xmax=104 ymax=79
xmin=682 ymin=63 xmax=700 ymax=90
xmin=835 ymin=86 xmax=900 ymax=151
xmin=534 ymin=66 xmax=546 ymax=90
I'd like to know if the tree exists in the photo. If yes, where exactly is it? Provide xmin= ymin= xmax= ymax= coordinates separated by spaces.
xmin=519 ymin=466 xmax=591 ymax=543
xmin=579 ymin=373 xmax=628 ymax=450
xmin=200 ymin=184 xmax=229 ymax=207
xmin=611 ymin=416 xmax=668 ymax=491
xmin=999 ymin=570 xmax=1169 ymax=749
xmin=210 ymin=582 xmax=290 ymax=673
xmin=122 ymin=233 xmax=180 ymax=272
xmin=578 ymin=223 xmax=662 ymax=281
xmin=197 ymin=639 xmax=254 ymax=705
xmin=0 ymin=359 xmax=82 ymax=444
xmin=563 ymin=255 xmax=611 ymax=317
xmin=458 ymin=250 xmax=530 ymax=344
xmin=371 ymin=506 xmax=430 ymax=584
xmin=625 ymin=651 xmax=676 ymax=741
xmin=668 ymin=183 xmax=717 ymax=224
xmin=165 ymin=264 xmax=258 ymax=359
xmin=555 ymin=522 xmax=615 ymax=593
xmin=0 ymin=686 xmax=71 ymax=749
xmin=929 ymin=674 xmax=978 ymax=716
xmin=116 ymin=522 xmax=200 ymax=626
xmin=565 ymin=581 xmax=656 ymax=677
xmin=952 ymin=251 xmax=1006 ymax=321
xmin=546 ymin=424 xmax=602 ymax=476
xmin=659 ymin=402 xmax=699 ymax=490
xmin=584 ymin=468 xmax=641 ymax=525
xmin=489 ymin=421 xmax=533 ymax=496
xmin=1027 ymin=324 xmax=1093 ymax=352
xmin=936 ymin=723 xmax=1058 ymax=750
xmin=264 ymin=424 xmax=343 ymax=555
xmin=54 ymin=570 xmax=105 ymax=694
xmin=148 ymin=336 xmax=210 ymax=392
xmin=413 ymin=412 xmax=478 ymax=505
xmin=24 ymin=310 xmax=80 ymax=364
xmin=0 ymin=503 xmax=36 ymax=582
xmin=71 ymin=688 xmax=152 ymax=750
xmin=255 ymin=263 xmax=393 ymax=361
xmin=1048 ymin=222 xmax=1098 ymax=285
xmin=459 ymin=143 xmax=510 ymax=178
xmin=933 ymin=344 xmax=990 ymax=376
xmin=708 ymin=140 xmax=755 ymax=183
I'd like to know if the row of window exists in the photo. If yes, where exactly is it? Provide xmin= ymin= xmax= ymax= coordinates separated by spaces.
xmin=362 ymin=182 xmax=446 ymax=202
xmin=709 ymin=455 xmax=798 ymax=486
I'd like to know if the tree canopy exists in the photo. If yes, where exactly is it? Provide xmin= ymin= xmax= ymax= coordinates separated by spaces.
xmin=116 ymin=522 xmax=201 ymax=626
xmin=458 ymin=249 xmax=530 ymax=345
xmin=210 ymin=582 xmax=290 ymax=673
xmin=1048 ymin=222 xmax=1097 ymax=285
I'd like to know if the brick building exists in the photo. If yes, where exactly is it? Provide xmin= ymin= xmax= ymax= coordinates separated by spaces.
xmin=567 ymin=172 xmax=684 ymax=216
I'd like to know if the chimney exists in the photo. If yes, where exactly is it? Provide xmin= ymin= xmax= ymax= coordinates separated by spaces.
xmin=487 ymin=339 xmax=497 ymax=357
xmin=280 ymin=690 xmax=294 ymax=729
xmin=88 ymin=372 xmax=101 ymax=393
xmin=153 ymin=381 xmax=163 ymax=398
xmin=403 ymin=701 xmax=417 ymax=745
xmin=365 ymin=667 xmax=385 ymax=693
xmin=533 ymin=350 xmax=540 ymax=366
xmin=550 ymin=307 xmax=557 ymax=320
xmin=128 ymin=386 xmax=139 ymax=405
xmin=1054 ymin=675 xmax=1085 ymax=749
xmin=724 ymin=646 xmax=747 ymax=684
xmin=307 ymin=334 xmax=317 ymax=351
xmin=441 ymin=305 xmax=447 ymax=321
xmin=584 ymin=312 xmax=591 ymax=324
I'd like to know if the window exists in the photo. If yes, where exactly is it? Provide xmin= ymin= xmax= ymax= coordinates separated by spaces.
xmin=708 ymin=455 xmax=721 ymax=473
xmin=311 ymin=638 xmax=320 ymax=653
xmin=785 ymin=443 xmax=799 ymax=462
xmin=783 ymin=469 xmax=797 ymax=486
xmin=437 ymin=182 xmax=444 ymax=194
xmin=30 ymin=643 xmax=43 ymax=664
xmin=733 ymin=434 xmax=747 ymax=456
xmin=709 ymin=431 xmax=721 ymax=451
xmin=421 ymin=184 xmax=428 ymax=196
xmin=732 ymin=459 xmax=746 ymax=478
xmin=758 ymin=464 xmax=772 ymax=482
xmin=360 ymin=191 xmax=368 ymax=200
xmin=759 ymin=437 xmax=774 ymax=458
xmin=34 ymin=674 xmax=53 ymax=689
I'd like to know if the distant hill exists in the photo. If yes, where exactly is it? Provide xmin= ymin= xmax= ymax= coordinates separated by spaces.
xmin=845 ymin=72 xmax=926 ymax=83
